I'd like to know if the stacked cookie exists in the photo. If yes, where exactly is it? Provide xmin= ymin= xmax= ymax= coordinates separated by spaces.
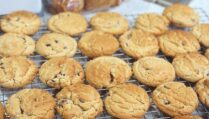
xmin=0 ymin=3 xmax=208 ymax=119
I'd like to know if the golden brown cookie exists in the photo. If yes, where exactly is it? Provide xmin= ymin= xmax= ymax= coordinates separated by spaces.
xmin=86 ymin=56 xmax=132 ymax=88
xmin=78 ymin=31 xmax=119 ymax=58
xmin=90 ymin=12 xmax=129 ymax=35
xmin=104 ymin=83 xmax=150 ymax=119
xmin=0 ymin=102 xmax=4 ymax=119
xmin=47 ymin=12 xmax=87 ymax=36
xmin=136 ymin=13 xmax=170 ymax=35
xmin=0 ymin=56 xmax=38 ymax=88
xmin=163 ymin=4 xmax=199 ymax=27
xmin=36 ymin=33 xmax=77 ymax=59
xmin=173 ymin=115 xmax=203 ymax=119
xmin=0 ymin=11 xmax=41 ymax=35
xmin=119 ymin=29 xmax=159 ymax=59
xmin=133 ymin=57 xmax=175 ymax=87
xmin=205 ymin=49 xmax=209 ymax=59
xmin=39 ymin=57 xmax=84 ymax=89
xmin=56 ymin=84 xmax=103 ymax=119
xmin=172 ymin=53 xmax=209 ymax=82
xmin=195 ymin=78 xmax=209 ymax=108
xmin=192 ymin=23 xmax=209 ymax=47
xmin=159 ymin=30 xmax=200 ymax=57
xmin=6 ymin=89 xmax=56 ymax=119
xmin=152 ymin=82 xmax=199 ymax=117
xmin=0 ymin=33 xmax=35 ymax=57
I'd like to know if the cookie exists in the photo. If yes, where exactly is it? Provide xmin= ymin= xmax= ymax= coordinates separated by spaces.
xmin=0 ymin=56 xmax=38 ymax=88
xmin=0 ymin=11 xmax=41 ymax=35
xmin=163 ymin=4 xmax=199 ymax=27
xmin=173 ymin=115 xmax=203 ymax=119
xmin=36 ymin=33 xmax=77 ymax=59
xmin=159 ymin=30 xmax=200 ymax=57
xmin=56 ymin=84 xmax=103 ymax=119
xmin=192 ymin=23 xmax=209 ymax=47
xmin=6 ymin=89 xmax=55 ymax=119
xmin=136 ymin=13 xmax=169 ymax=35
xmin=78 ymin=31 xmax=119 ymax=58
xmin=0 ymin=33 xmax=35 ymax=57
xmin=119 ymin=29 xmax=159 ymax=59
xmin=205 ymin=49 xmax=209 ymax=59
xmin=104 ymin=83 xmax=150 ymax=119
xmin=152 ymin=82 xmax=199 ymax=117
xmin=172 ymin=53 xmax=209 ymax=82
xmin=86 ymin=56 xmax=132 ymax=88
xmin=47 ymin=12 xmax=87 ymax=36
xmin=90 ymin=12 xmax=129 ymax=35
xmin=133 ymin=57 xmax=175 ymax=87
xmin=39 ymin=57 xmax=84 ymax=89
xmin=0 ymin=102 xmax=4 ymax=119
xmin=195 ymin=78 xmax=209 ymax=108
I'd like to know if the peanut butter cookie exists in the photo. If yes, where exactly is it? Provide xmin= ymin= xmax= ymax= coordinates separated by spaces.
xmin=36 ymin=33 xmax=77 ymax=59
xmin=172 ymin=53 xmax=209 ymax=82
xmin=1 ymin=11 xmax=41 ymax=35
xmin=104 ymin=83 xmax=150 ymax=119
xmin=153 ymin=82 xmax=199 ymax=117
xmin=159 ymin=30 xmax=200 ymax=57
xmin=6 ymin=89 xmax=55 ymax=119
xmin=0 ymin=33 xmax=35 ymax=57
xmin=56 ymin=84 xmax=103 ymax=119
xmin=195 ymin=78 xmax=209 ymax=108
xmin=78 ymin=31 xmax=119 ymax=58
xmin=47 ymin=12 xmax=87 ymax=36
xmin=90 ymin=12 xmax=129 ymax=35
xmin=0 ymin=56 xmax=38 ymax=88
xmin=119 ymin=29 xmax=159 ymax=59
xmin=0 ymin=102 xmax=4 ymax=119
xmin=86 ymin=56 xmax=132 ymax=88
xmin=39 ymin=57 xmax=84 ymax=89
xmin=133 ymin=57 xmax=175 ymax=87
xmin=136 ymin=13 xmax=169 ymax=35
xmin=192 ymin=23 xmax=209 ymax=47
xmin=163 ymin=4 xmax=199 ymax=27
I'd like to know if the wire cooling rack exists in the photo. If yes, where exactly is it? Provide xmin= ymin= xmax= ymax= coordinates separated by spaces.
xmin=0 ymin=7 xmax=209 ymax=119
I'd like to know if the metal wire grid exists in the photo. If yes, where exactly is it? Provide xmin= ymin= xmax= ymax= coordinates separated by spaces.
xmin=0 ymin=7 xmax=209 ymax=119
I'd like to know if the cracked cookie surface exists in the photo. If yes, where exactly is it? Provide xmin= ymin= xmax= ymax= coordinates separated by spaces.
xmin=36 ymin=33 xmax=77 ymax=59
xmin=104 ymin=83 xmax=150 ymax=119
xmin=0 ymin=102 xmax=4 ymax=119
xmin=173 ymin=115 xmax=203 ymax=119
xmin=0 ymin=56 xmax=38 ymax=88
xmin=56 ymin=84 xmax=103 ymax=119
xmin=39 ymin=57 xmax=84 ymax=89
xmin=0 ymin=11 xmax=41 ymax=35
xmin=6 ymin=89 xmax=55 ymax=119
xmin=78 ymin=31 xmax=119 ymax=58
xmin=136 ymin=13 xmax=169 ymax=35
xmin=86 ymin=56 xmax=132 ymax=88
xmin=159 ymin=30 xmax=200 ymax=57
xmin=192 ymin=23 xmax=209 ymax=47
xmin=90 ymin=12 xmax=129 ymax=35
xmin=153 ymin=82 xmax=199 ymax=117
xmin=119 ymin=29 xmax=159 ymax=59
xmin=0 ymin=33 xmax=35 ymax=57
xmin=47 ymin=12 xmax=87 ymax=36
xmin=133 ymin=57 xmax=175 ymax=87
xmin=195 ymin=78 xmax=209 ymax=108
xmin=163 ymin=4 xmax=199 ymax=27
xmin=172 ymin=53 xmax=209 ymax=82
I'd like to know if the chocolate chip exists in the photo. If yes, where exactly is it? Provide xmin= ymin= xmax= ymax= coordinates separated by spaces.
xmin=63 ymin=46 xmax=67 ymax=49
xmin=55 ymin=40 xmax=59 ymax=43
xmin=110 ymin=72 xmax=114 ymax=83
xmin=46 ymin=44 xmax=51 ymax=47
